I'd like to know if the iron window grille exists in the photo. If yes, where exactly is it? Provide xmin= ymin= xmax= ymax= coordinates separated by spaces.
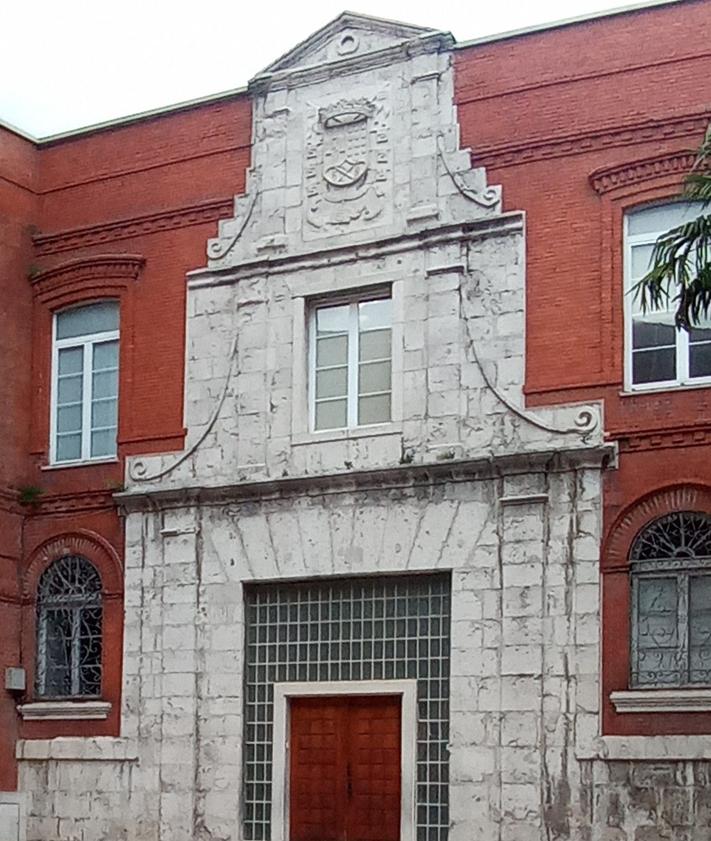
xmin=36 ymin=555 xmax=103 ymax=698
xmin=630 ymin=511 xmax=711 ymax=687
xmin=243 ymin=573 xmax=451 ymax=841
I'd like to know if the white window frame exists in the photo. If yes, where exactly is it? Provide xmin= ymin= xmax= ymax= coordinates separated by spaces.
xmin=50 ymin=306 xmax=119 ymax=465
xmin=271 ymin=680 xmax=417 ymax=841
xmin=308 ymin=291 xmax=392 ymax=432
xmin=624 ymin=202 xmax=711 ymax=392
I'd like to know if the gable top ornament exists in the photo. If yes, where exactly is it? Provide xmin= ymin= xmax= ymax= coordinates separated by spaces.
xmin=261 ymin=11 xmax=437 ymax=74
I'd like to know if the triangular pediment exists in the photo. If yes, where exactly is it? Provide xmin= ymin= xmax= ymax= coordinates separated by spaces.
xmin=261 ymin=11 xmax=436 ymax=75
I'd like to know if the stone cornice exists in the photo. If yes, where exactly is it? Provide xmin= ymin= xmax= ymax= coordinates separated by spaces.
xmin=249 ymin=31 xmax=454 ymax=95
xmin=590 ymin=149 xmax=697 ymax=195
xmin=116 ymin=444 xmax=614 ymax=513
xmin=191 ymin=213 xmax=525 ymax=288
xmin=34 ymin=198 xmax=233 ymax=256
xmin=474 ymin=111 xmax=709 ymax=169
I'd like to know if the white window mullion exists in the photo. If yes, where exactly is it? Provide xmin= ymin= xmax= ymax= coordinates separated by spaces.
xmin=347 ymin=303 xmax=359 ymax=427
xmin=81 ymin=338 xmax=93 ymax=460
xmin=679 ymin=327 xmax=690 ymax=383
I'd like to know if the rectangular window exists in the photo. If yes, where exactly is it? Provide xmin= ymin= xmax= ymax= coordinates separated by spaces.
xmin=51 ymin=301 xmax=119 ymax=463
xmin=625 ymin=201 xmax=708 ymax=390
xmin=310 ymin=295 xmax=392 ymax=431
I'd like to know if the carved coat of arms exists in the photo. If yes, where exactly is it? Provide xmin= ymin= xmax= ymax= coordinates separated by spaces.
xmin=304 ymin=97 xmax=390 ymax=234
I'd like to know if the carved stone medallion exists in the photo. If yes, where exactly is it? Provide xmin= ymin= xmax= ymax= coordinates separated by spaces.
xmin=304 ymin=95 xmax=391 ymax=235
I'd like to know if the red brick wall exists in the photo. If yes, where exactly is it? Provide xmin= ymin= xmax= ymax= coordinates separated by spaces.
xmin=455 ymin=0 xmax=711 ymax=735
xmin=0 ymin=124 xmax=38 ymax=789
xmin=0 ymin=96 xmax=252 ymax=785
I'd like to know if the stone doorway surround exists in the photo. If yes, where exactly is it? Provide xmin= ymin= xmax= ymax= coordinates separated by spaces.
xmin=272 ymin=680 xmax=418 ymax=841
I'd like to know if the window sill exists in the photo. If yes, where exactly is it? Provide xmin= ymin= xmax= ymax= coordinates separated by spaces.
xmin=610 ymin=688 xmax=711 ymax=713
xmin=292 ymin=422 xmax=402 ymax=446
xmin=620 ymin=380 xmax=711 ymax=397
xmin=41 ymin=457 xmax=119 ymax=471
xmin=18 ymin=700 xmax=112 ymax=721
xmin=16 ymin=736 xmax=136 ymax=762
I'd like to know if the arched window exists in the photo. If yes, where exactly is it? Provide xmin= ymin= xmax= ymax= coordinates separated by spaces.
xmin=36 ymin=556 xmax=103 ymax=698
xmin=631 ymin=512 xmax=711 ymax=687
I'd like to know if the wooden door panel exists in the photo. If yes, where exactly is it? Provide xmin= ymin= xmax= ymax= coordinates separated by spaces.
xmin=289 ymin=695 xmax=401 ymax=841
xmin=289 ymin=698 xmax=345 ymax=841
xmin=347 ymin=697 xmax=401 ymax=841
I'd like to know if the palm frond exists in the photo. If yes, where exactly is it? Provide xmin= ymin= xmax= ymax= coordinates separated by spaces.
xmin=632 ymin=213 xmax=711 ymax=329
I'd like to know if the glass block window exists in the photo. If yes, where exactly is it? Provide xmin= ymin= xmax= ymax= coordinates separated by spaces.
xmin=244 ymin=574 xmax=451 ymax=841
xmin=631 ymin=511 xmax=711 ymax=687
xmin=310 ymin=294 xmax=392 ymax=431
xmin=625 ymin=201 xmax=708 ymax=389
xmin=52 ymin=301 xmax=119 ymax=463
xmin=36 ymin=555 xmax=103 ymax=698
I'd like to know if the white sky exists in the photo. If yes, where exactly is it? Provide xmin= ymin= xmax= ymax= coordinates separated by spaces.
xmin=2 ymin=0 xmax=646 ymax=138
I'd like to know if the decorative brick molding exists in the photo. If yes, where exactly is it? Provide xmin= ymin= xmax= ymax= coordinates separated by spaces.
xmin=33 ymin=198 xmax=234 ymax=256
xmin=603 ymin=484 xmax=711 ymax=570
xmin=22 ymin=530 xmax=122 ymax=600
xmin=617 ymin=425 xmax=711 ymax=452
xmin=475 ymin=111 xmax=709 ymax=169
xmin=31 ymin=254 xmax=144 ymax=306
xmin=25 ymin=489 xmax=115 ymax=516
xmin=590 ymin=150 xmax=697 ymax=195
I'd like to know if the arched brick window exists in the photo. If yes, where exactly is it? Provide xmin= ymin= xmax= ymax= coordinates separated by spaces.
xmin=36 ymin=555 xmax=103 ymax=698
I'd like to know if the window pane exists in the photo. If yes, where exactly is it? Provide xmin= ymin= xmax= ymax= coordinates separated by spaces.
xmin=359 ymin=298 xmax=391 ymax=331
xmin=56 ymin=434 xmax=81 ymax=462
xmin=41 ymin=608 xmax=73 ymax=696
xmin=78 ymin=606 xmax=102 ymax=696
xmin=316 ymin=305 xmax=349 ymax=334
xmin=93 ymin=340 xmax=118 ymax=371
xmin=627 ymin=202 xmax=705 ymax=237
xmin=690 ymin=576 xmax=711 ymax=683
xmin=316 ymin=335 xmax=348 ymax=367
xmin=630 ymin=243 xmax=654 ymax=279
xmin=57 ymin=404 xmax=82 ymax=434
xmin=634 ymin=576 xmax=680 ymax=686
xmin=58 ymin=346 xmax=83 ymax=376
xmin=689 ymin=343 xmax=711 ymax=379
xmin=359 ymin=360 xmax=391 ymax=395
xmin=632 ymin=347 xmax=676 ymax=384
xmin=632 ymin=320 xmax=675 ymax=350
xmin=315 ymin=400 xmax=347 ymax=431
xmin=93 ymin=369 xmax=118 ymax=400
xmin=359 ymin=328 xmax=391 ymax=361
xmin=358 ymin=394 xmax=391 ymax=425
xmin=316 ymin=367 xmax=348 ymax=400
xmin=57 ymin=374 xmax=82 ymax=404
xmin=56 ymin=301 xmax=119 ymax=340
xmin=91 ymin=428 xmax=117 ymax=458
xmin=91 ymin=398 xmax=118 ymax=428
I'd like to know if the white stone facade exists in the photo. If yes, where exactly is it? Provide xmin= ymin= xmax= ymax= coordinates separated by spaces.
xmin=17 ymin=13 xmax=632 ymax=841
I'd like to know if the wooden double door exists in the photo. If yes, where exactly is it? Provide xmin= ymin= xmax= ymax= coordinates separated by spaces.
xmin=289 ymin=695 xmax=402 ymax=841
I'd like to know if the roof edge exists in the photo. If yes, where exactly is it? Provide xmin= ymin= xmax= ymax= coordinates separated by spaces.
xmin=455 ymin=0 xmax=684 ymax=50
xmin=34 ymin=84 xmax=249 ymax=146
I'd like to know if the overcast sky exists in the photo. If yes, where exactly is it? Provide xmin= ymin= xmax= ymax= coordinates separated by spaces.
xmin=2 ymin=0 xmax=649 ymax=138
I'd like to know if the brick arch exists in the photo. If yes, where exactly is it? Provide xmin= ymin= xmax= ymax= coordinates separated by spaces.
xmin=23 ymin=530 xmax=123 ymax=601
xmin=603 ymin=484 xmax=711 ymax=571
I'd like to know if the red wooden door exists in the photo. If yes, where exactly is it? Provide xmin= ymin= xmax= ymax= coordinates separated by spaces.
xmin=289 ymin=695 xmax=401 ymax=841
